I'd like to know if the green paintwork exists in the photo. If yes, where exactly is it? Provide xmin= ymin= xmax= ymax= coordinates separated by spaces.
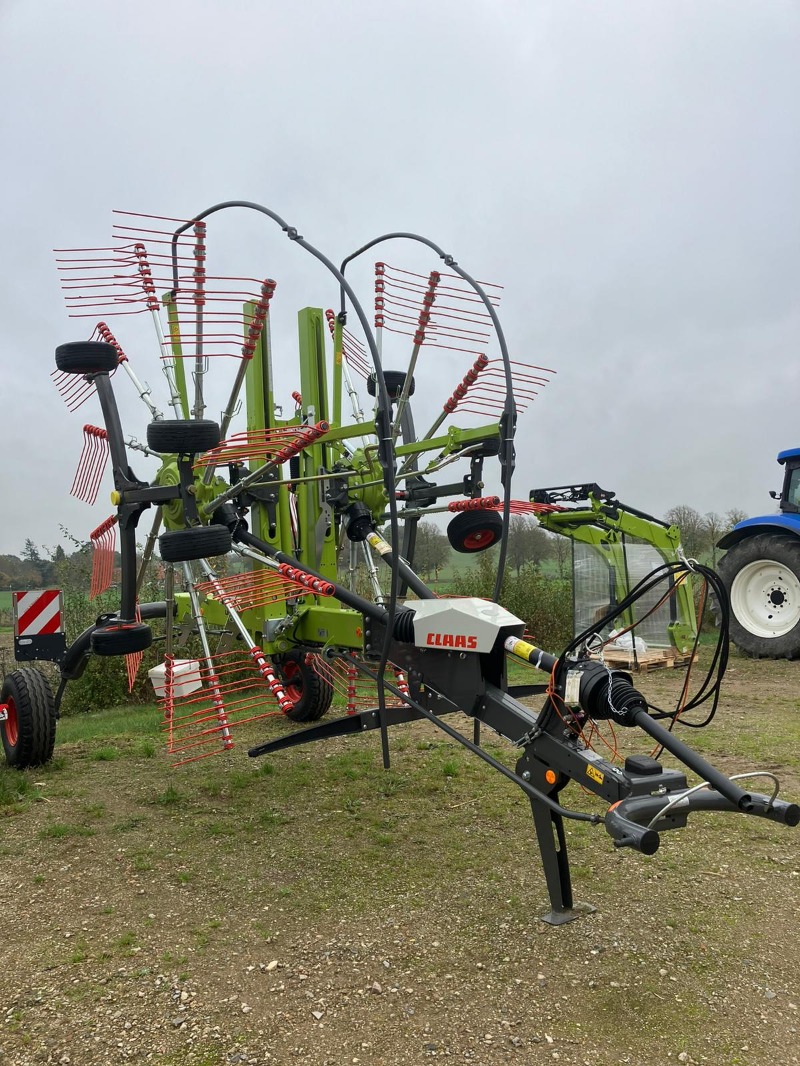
xmin=174 ymin=592 xmax=193 ymax=622
xmin=281 ymin=604 xmax=364 ymax=650
xmin=243 ymin=299 xmax=296 ymax=631
xmin=154 ymin=458 xmax=228 ymax=532
xmin=332 ymin=312 xmax=343 ymax=429
xmin=394 ymin=423 xmax=501 ymax=462
xmin=297 ymin=308 xmax=338 ymax=583
xmin=537 ymin=495 xmax=697 ymax=652
xmin=162 ymin=292 xmax=190 ymax=419
xmin=154 ymin=459 xmax=184 ymax=530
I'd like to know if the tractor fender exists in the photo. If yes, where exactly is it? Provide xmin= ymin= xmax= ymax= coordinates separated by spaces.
xmin=718 ymin=515 xmax=800 ymax=551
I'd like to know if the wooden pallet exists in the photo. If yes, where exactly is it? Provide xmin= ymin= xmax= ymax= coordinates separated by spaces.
xmin=591 ymin=647 xmax=697 ymax=673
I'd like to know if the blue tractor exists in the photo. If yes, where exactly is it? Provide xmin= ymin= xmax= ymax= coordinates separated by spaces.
xmin=717 ymin=448 xmax=800 ymax=659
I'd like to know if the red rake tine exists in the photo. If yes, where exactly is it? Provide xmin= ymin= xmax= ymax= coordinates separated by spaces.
xmin=124 ymin=605 xmax=144 ymax=692
xmin=400 ymin=355 xmax=491 ymax=468
xmin=70 ymin=425 xmax=109 ymax=505
xmin=51 ymin=368 xmax=95 ymax=412
xmin=157 ymin=648 xmax=293 ymax=762
xmin=89 ymin=515 xmax=117 ymax=599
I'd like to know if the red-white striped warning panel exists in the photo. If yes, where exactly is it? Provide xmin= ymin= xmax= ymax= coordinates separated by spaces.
xmin=13 ymin=589 xmax=64 ymax=637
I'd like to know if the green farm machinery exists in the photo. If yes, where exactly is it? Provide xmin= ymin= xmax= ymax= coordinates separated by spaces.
xmin=0 ymin=200 xmax=796 ymax=923
xmin=529 ymin=484 xmax=698 ymax=660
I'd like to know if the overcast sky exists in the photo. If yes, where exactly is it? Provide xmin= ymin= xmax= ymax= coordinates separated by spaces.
xmin=1 ymin=0 xmax=798 ymax=559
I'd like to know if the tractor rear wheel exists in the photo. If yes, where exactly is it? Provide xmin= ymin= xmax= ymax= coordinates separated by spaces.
xmin=274 ymin=651 xmax=334 ymax=723
xmin=0 ymin=669 xmax=57 ymax=769
xmin=717 ymin=533 xmax=800 ymax=659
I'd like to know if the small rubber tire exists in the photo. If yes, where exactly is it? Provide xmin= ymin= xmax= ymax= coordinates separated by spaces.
xmin=447 ymin=509 xmax=503 ymax=554
xmin=274 ymin=651 xmax=334 ymax=723
xmin=91 ymin=622 xmax=153 ymax=657
xmin=367 ymin=370 xmax=415 ymax=401
xmin=146 ymin=419 xmax=221 ymax=454
xmin=476 ymin=437 xmax=501 ymax=457
xmin=159 ymin=525 xmax=232 ymax=562
xmin=717 ymin=533 xmax=800 ymax=659
xmin=1 ymin=668 xmax=57 ymax=769
xmin=55 ymin=341 xmax=118 ymax=375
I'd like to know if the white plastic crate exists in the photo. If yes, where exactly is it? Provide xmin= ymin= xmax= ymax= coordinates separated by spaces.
xmin=148 ymin=659 xmax=203 ymax=699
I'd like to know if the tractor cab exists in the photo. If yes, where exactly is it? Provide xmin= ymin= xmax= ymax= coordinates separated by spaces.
xmin=776 ymin=448 xmax=800 ymax=513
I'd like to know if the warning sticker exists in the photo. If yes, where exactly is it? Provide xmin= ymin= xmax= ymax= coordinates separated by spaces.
xmin=12 ymin=589 xmax=66 ymax=664
xmin=586 ymin=764 xmax=604 ymax=785
xmin=14 ymin=590 xmax=63 ymax=636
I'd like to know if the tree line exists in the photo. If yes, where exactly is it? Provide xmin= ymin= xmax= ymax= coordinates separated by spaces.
xmin=662 ymin=506 xmax=748 ymax=568
xmin=410 ymin=505 xmax=749 ymax=580
xmin=2 ymin=503 xmax=749 ymax=592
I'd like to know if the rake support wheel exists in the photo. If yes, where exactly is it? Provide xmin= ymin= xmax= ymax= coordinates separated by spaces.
xmin=447 ymin=509 xmax=503 ymax=554
xmin=367 ymin=370 xmax=415 ymax=401
xmin=91 ymin=622 xmax=153 ymax=657
xmin=275 ymin=651 xmax=334 ymax=723
xmin=159 ymin=525 xmax=232 ymax=562
xmin=0 ymin=668 xmax=57 ymax=769
xmin=146 ymin=419 xmax=221 ymax=455
xmin=55 ymin=341 xmax=119 ymax=375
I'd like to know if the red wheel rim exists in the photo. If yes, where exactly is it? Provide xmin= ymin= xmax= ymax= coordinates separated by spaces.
xmin=3 ymin=697 xmax=18 ymax=748
xmin=463 ymin=529 xmax=496 ymax=551
xmin=281 ymin=660 xmax=303 ymax=703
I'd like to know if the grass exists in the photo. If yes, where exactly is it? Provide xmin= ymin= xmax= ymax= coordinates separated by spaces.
xmin=57 ymin=705 xmax=162 ymax=744
xmin=38 ymin=822 xmax=95 ymax=839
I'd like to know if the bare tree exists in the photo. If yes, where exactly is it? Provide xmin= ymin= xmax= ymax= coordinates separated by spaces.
xmin=725 ymin=508 xmax=749 ymax=529
xmin=413 ymin=522 xmax=451 ymax=580
xmin=507 ymin=516 xmax=553 ymax=576
xmin=702 ymin=511 xmax=725 ymax=568
xmin=664 ymin=505 xmax=706 ymax=560
xmin=548 ymin=531 xmax=571 ymax=578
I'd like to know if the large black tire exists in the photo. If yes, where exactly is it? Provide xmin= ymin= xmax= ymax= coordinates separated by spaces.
xmin=717 ymin=533 xmax=800 ymax=659
xmin=146 ymin=419 xmax=221 ymax=454
xmin=159 ymin=525 xmax=232 ymax=562
xmin=274 ymin=651 xmax=334 ymax=723
xmin=91 ymin=622 xmax=153 ymax=657
xmin=55 ymin=341 xmax=118 ymax=375
xmin=367 ymin=370 xmax=415 ymax=401
xmin=1 ymin=669 xmax=57 ymax=769
xmin=447 ymin=509 xmax=503 ymax=554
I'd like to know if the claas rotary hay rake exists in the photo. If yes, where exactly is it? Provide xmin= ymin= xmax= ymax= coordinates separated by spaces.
xmin=1 ymin=200 xmax=797 ymax=924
